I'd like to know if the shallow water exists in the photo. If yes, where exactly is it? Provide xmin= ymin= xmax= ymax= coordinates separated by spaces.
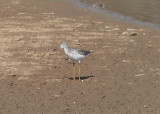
xmin=67 ymin=0 xmax=160 ymax=30
xmin=84 ymin=0 xmax=160 ymax=24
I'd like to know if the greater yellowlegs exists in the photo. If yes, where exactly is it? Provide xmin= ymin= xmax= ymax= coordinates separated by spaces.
xmin=60 ymin=43 xmax=90 ymax=81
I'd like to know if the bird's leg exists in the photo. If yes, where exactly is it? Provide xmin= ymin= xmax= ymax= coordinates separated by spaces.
xmin=79 ymin=62 xmax=81 ymax=80
xmin=73 ymin=62 xmax=76 ymax=81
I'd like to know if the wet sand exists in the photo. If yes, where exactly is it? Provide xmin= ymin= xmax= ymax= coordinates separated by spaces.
xmin=0 ymin=0 xmax=160 ymax=113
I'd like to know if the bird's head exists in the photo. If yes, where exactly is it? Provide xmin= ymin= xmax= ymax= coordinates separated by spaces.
xmin=60 ymin=42 xmax=68 ymax=49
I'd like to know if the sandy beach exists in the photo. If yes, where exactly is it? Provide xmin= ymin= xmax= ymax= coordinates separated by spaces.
xmin=0 ymin=0 xmax=160 ymax=113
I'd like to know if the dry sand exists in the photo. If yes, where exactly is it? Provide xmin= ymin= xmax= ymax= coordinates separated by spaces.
xmin=0 ymin=0 xmax=160 ymax=114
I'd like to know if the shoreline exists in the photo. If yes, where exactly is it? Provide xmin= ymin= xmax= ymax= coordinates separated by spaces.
xmin=70 ymin=0 xmax=160 ymax=31
xmin=0 ymin=0 xmax=160 ymax=113
xmin=55 ymin=0 xmax=160 ymax=32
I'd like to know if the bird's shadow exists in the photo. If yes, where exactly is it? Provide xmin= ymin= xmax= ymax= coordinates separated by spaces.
xmin=68 ymin=75 xmax=94 ymax=80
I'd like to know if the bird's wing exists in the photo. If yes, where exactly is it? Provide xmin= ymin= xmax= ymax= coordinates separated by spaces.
xmin=78 ymin=49 xmax=90 ymax=56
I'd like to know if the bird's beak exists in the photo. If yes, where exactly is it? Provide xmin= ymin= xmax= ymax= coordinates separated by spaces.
xmin=53 ymin=47 xmax=60 ymax=51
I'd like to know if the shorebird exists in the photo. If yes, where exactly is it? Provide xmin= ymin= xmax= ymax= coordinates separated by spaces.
xmin=60 ymin=43 xmax=90 ymax=81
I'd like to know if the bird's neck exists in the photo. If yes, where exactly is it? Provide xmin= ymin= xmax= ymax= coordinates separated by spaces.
xmin=64 ymin=47 xmax=69 ymax=53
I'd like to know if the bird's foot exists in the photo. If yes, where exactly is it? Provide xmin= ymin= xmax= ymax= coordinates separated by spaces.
xmin=72 ymin=78 xmax=81 ymax=81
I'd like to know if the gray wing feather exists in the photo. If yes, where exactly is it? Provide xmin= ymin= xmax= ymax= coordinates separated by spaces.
xmin=78 ymin=49 xmax=90 ymax=56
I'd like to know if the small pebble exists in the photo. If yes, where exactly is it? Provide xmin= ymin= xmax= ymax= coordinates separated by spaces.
xmin=143 ymin=105 xmax=147 ymax=108
xmin=130 ymin=33 xmax=137 ymax=36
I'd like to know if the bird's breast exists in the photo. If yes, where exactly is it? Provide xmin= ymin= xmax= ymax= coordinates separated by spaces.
xmin=66 ymin=51 xmax=85 ymax=61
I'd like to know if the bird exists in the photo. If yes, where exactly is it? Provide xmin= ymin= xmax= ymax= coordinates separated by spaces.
xmin=60 ymin=42 xmax=90 ymax=81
